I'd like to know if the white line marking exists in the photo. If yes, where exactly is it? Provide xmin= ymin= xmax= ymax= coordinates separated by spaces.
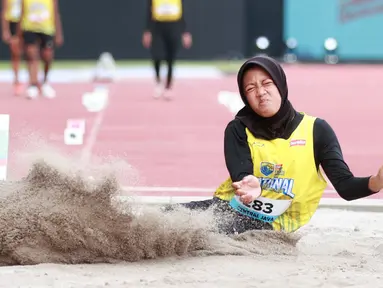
xmin=99 ymin=125 xmax=221 ymax=131
xmin=81 ymin=89 xmax=110 ymax=164
xmin=117 ymin=195 xmax=383 ymax=208
xmin=118 ymin=186 xmax=383 ymax=208
xmin=121 ymin=186 xmax=337 ymax=194
xmin=122 ymin=186 xmax=215 ymax=192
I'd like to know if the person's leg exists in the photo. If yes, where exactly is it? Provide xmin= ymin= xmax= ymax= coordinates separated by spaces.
xmin=162 ymin=26 xmax=180 ymax=99
xmin=181 ymin=198 xmax=216 ymax=210
xmin=183 ymin=197 xmax=273 ymax=235
xmin=8 ymin=22 xmax=22 ymax=95
xmin=213 ymin=199 xmax=274 ymax=235
xmin=231 ymin=212 xmax=273 ymax=234
xmin=161 ymin=198 xmax=216 ymax=213
xmin=153 ymin=58 xmax=161 ymax=84
xmin=39 ymin=33 xmax=56 ymax=98
xmin=150 ymin=27 xmax=165 ymax=99
xmin=22 ymin=31 xmax=40 ymax=99
xmin=180 ymin=197 xmax=243 ymax=234
xmin=165 ymin=57 xmax=174 ymax=90
xmin=162 ymin=197 xmax=233 ymax=234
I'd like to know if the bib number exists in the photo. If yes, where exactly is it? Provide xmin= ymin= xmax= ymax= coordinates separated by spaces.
xmin=28 ymin=4 xmax=50 ymax=23
xmin=229 ymin=196 xmax=292 ymax=223
xmin=11 ymin=4 xmax=21 ymax=18
xmin=29 ymin=10 xmax=49 ymax=23
xmin=251 ymin=199 xmax=274 ymax=214
xmin=155 ymin=4 xmax=180 ymax=16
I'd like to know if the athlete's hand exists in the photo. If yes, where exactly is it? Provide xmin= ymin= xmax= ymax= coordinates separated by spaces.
xmin=369 ymin=165 xmax=383 ymax=193
xmin=142 ymin=31 xmax=152 ymax=48
xmin=182 ymin=32 xmax=192 ymax=49
xmin=2 ymin=30 xmax=11 ymax=44
xmin=232 ymin=175 xmax=262 ymax=205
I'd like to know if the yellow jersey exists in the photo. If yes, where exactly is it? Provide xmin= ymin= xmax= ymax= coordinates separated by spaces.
xmin=152 ymin=0 xmax=182 ymax=22
xmin=214 ymin=114 xmax=328 ymax=233
xmin=4 ymin=0 xmax=22 ymax=22
xmin=21 ymin=0 xmax=55 ymax=35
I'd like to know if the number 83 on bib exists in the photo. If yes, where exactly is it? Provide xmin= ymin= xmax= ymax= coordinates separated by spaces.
xmin=229 ymin=195 xmax=292 ymax=223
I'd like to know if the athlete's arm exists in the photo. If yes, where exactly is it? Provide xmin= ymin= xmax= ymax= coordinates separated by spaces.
xmin=313 ymin=118 xmax=377 ymax=201
xmin=179 ymin=0 xmax=192 ymax=48
xmin=53 ymin=0 xmax=63 ymax=45
xmin=1 ymin=0 xmax=10 ymax=39
xmin=223 ymin=119 xmax=253 ymax=182
xmin=1 ymin=0 xmax=6 ymax=24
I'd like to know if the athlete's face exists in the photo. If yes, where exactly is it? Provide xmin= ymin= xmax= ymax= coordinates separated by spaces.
xmin=242 ymin=67 xmax=281 ymax=118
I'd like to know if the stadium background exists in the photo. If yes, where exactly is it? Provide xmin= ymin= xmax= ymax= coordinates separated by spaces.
xmin=0 ymin=0 xmax=382 ymax=208
xmin=2 ymin=0 xmax=383 ymax=63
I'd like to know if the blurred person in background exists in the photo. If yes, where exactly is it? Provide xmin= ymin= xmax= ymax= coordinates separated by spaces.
xmin=1 ymin=0 xmax=23 ymax=95
xmin=18 ymin=0 xmax=63 ymax=99
xmin=142 ymin=0 xmax=192 ymax=100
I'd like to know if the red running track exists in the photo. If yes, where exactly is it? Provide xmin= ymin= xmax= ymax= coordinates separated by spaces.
xmin=1 ymin=64 xmax=383 ymax=200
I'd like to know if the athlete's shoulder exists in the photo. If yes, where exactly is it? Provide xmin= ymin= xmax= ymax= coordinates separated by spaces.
xmin=301 ymin=113 xmax=331 ymax=129
xmin=224 ymin=118 xmax=247 ymax=139
xmin=301 ymin=113 xmax=318 ymax=122
xmin=313 ymin=117 xmax=334 ymax=133
xmin=297 ymin=114 xmax=335 ymax=138
xmin=312 ymin=117 xmax=339 ymax=152
xmin=225 ymin=118 xmax=246 ymax=132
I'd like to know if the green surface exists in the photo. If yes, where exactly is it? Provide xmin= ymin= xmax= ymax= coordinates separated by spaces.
xmin=0 ymin=59 xmax=242 ymax=73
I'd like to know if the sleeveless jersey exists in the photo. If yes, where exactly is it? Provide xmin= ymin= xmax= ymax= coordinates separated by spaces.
xmin=4 ymin=0 xmax=22 ymax=22
xmin=214 ymin=114 xmax=328 ymax=233
xmin=152 ymin=0 xmax=182 ymax=22
xmin=21 ymin=0 xmax=55 ymax=35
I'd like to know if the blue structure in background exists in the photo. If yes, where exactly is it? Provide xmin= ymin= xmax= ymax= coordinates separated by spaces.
xmin=284 ymin=0 xmax=383 ymax=61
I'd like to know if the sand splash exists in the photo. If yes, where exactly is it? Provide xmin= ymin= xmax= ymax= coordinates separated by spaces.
xmin=0 ymin=142 xmax=299 ymax=266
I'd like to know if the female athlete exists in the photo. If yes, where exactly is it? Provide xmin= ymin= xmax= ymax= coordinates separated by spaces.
xmin=170 ymin=55 xmax=383 ymax=234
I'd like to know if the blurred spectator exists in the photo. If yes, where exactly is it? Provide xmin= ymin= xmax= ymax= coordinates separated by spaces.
xmin=142 ymin=0 xmax=192 ymax=100
xmin=18 ymin=0 xmax=63 ymax=99
xmin=1 ymin=0 xmax=22 ymax=95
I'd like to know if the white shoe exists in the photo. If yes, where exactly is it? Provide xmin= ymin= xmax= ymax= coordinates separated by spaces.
xmin=26 ymin=86 xmax=39 ymax=100
xmin=163 ymin=89 xmax=173 ymax=101
xmin=41 ymin=83 xmax=56 ymax=99
xmin=154 ymin=83 xmax=164 ymax=99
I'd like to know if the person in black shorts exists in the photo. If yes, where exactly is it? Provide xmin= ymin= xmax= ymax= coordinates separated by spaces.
xmin=142 ymin=0 xmax=192 ymax=100
xmin=19 ymin=0 xmax=63 ymax=99
xmin=1 ymin=0 xmax=23 ymax=95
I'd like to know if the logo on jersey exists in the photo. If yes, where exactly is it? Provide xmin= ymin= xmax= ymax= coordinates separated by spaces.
xmin=259 ymin=162 xmax=293 ymax=198
xmin=290 ymin=139 xmax=306 ymax=147
xmin=260 ymin=162 xmax=285 ymax=177
xmin=260 ymin=162 xmax=275 ymax=176
xmin=274 ymin=164 xmax=284 ymax=176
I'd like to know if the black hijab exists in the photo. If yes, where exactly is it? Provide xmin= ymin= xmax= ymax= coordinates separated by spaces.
xmin=235 ymin=55 xmax=298 ymax=140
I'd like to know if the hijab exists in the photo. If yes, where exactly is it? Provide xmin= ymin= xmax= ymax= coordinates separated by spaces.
xmin=235 ymin=55 xmax=298 ymax=140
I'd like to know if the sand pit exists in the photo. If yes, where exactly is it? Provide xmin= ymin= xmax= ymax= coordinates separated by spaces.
xmin=1 ymin=208 xmax=383 ymax=287
xmin=0 ymin=143 xmax=382 ymax=287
